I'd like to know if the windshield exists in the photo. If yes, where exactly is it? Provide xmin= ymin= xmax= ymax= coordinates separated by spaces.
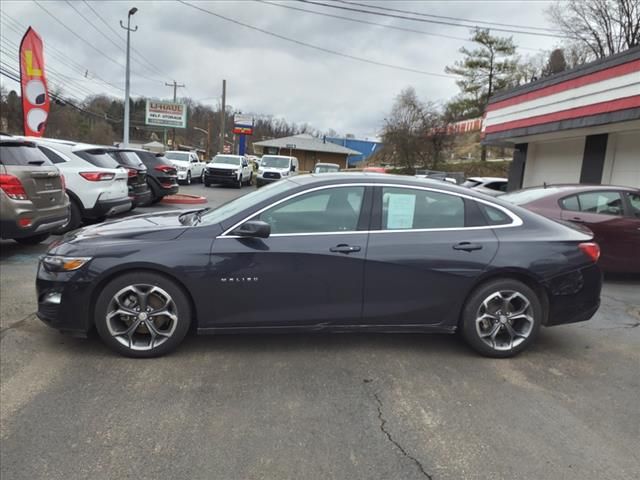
xmin=212 ymin=155 xmax=241 ymax=165
xmin=109 ymin=151 xmax=145 ymax=168
xmin=165 ymin=152 xmax=190 ymax=162
xmin=500 ymin=187 xmax=562 ymax=205
xmin=198 ymin=179 xmax=298 ymax=226
xmin=314 ymin=164 xmax=339 ymax=173
xmin=261 ymin=156 xmax=290 ymax=169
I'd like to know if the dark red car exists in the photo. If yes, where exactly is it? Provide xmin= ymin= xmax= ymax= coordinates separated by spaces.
xmin=500 ymin=185 xmax=640 ymax=273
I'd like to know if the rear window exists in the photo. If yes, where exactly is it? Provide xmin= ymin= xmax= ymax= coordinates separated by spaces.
xmin=0 ymin=143 xmax=53 ymax=166
xmin=500 ymin=187 xmax=561 ymax=205
xmin=462 ymin=179 xmax=481 ymax=188
xmin=165 ymin=152 xmax=191 ymax=162
xmin=75 ymin=149 xmax=120 ymax=169
xmin=110 ymin=151 xmax=144 ymax=168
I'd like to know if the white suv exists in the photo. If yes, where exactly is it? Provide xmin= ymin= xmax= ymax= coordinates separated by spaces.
xmin=164 ymin=150 xmax=206 ymax=185
xmin=24 ymin=138 xmax=131 ymax=231
xmin=204 ymin=155 xmax=253 ymax=188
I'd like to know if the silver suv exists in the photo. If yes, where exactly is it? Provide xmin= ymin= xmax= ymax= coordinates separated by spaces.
xmin=0 ymin=138 xmax=69 ymax=244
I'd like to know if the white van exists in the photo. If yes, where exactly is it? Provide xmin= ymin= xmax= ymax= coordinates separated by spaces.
xmin=256 ymin=155 xmax=299 ymax=187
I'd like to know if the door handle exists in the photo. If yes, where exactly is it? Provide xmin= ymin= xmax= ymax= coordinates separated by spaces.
xmin=330 ymin=244 xmax=361 ymax=254
xmin=571 ymin=216 xmax=585 ymax=223
xmin=453 ymin=242 xmax=483 ymax=252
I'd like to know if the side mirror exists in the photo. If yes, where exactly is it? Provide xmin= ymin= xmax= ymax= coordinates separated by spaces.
xmin=232 ymin=220 xmax=270 ymax=238
xmin=290 ymin=164 xmax=296 ymax=172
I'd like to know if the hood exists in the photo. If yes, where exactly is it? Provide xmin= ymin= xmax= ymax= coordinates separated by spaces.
xmin=209 ymin=163 xmax=240 ymax=170
xmin=169 ymin=159 xmax=190 ymax=167
xmin=50 ymin=211 xmax=190 ymax=254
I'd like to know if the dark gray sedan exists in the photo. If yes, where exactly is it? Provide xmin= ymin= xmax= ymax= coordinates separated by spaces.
xmin=36 ymin=173 xmax=602 ymax=358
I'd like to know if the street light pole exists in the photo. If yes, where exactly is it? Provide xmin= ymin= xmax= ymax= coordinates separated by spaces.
xmin=120 ymin=7 xmax=138 ymax=148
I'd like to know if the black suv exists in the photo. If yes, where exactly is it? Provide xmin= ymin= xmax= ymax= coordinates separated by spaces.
xmin=115 ymin=149 xmax=178 ymax=203
xmin=106 ymin=150 xmax=153 ymax=208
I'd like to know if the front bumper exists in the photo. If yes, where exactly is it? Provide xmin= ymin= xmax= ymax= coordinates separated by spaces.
xmin=546 ymin=264 xmax=602 ymax=326
xmin=205 ymin=172 xmax=239 ymax=184
xmin=176 ymin=170 xmax=189 ymax=181
xmin=256 ymin=176 xmax=282 ymax=186
xmin=36 ymin=265 xmax=93 ymax=336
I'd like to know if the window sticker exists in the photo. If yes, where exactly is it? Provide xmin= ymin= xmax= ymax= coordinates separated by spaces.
xmin=386 ymin=193 xmax=416 ymax=229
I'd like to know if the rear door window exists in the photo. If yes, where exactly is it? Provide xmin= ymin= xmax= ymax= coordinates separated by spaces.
xmin=577 ymin=191 xmax=624 ymax=216
xmin=625 ymin=192 xmax=640 ymax=218
xmin=381 ymin=187 xmax=465 ymax=229
xmin=38 ymin=146 xmax=68 ymax=164
xmin=560 ymin=195 xmax=580 ymax=211
xmin=0 ymin=143 xmax=52 ymax=166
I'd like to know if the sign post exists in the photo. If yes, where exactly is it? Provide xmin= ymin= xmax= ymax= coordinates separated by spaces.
xmin=233 ymin=114 xmax=254 ymax=156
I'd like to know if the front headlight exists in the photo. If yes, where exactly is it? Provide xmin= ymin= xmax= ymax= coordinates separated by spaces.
xmin=42 ymin=255 xmax=92 ymax=272
xmin=281 ymin=170 xmax=289 ymax=176
xmin=178 ymin=166 xmax=188 ymax=171
xmin=258 ymin=168 xmax=264 ymax=174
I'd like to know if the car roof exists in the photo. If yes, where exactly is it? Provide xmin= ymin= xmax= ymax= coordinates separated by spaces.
xmin=468 ymin=177 xmax=508 ymax=182
xmin=509 ymin=184 xmax=638 ymax=194
xmin=315 ymin=162 xmax=339 ymax=167
xmin=20 ymin=136 xmax=115 ymax=153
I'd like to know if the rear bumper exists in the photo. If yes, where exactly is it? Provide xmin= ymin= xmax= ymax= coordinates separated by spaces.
xmin=130 ymin=187 xmax=152 ymax=207
xmin=545 ymin=264 xmax=602 ymax=327
xmin=0 ymin=212 xmax=69 ymax=239
xmin=85 ymin=196 xmax=131 ymax=219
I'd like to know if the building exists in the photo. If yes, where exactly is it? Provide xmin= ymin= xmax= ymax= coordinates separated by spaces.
xmin=325 ymin=136 xmax=382 ymax=166
xmin=252 ymin=134 xmax=361 ymax=171
xmin=483 ymin=46 xmax=640 ymax=190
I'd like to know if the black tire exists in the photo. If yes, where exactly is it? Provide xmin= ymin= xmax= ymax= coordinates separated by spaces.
xmin=204 ymin=181 xmax=211 ymax=187
xmin=460 ymin=278 xmax=543 ymax=358
xmin=15 ymin=233 xmax=50 ymax=245
xmin=53 ymin=199 xmax=82 ymax=234
xmin=236 ymin=176 xmax=242 ymax=189
xmin=186 ymin=171 xmax=192 ymax=185
xmin=200 ymin=169 xmax=205 ymax=183
xmin=94 ymin=272 xmax=192 ymax=358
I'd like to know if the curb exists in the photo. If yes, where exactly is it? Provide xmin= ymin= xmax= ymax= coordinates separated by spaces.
xmin=161 ymin=194 xmax=208 ymax=205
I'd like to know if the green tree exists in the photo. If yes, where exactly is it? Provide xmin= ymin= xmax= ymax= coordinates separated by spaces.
xmin=445 ymin=29 xmax=518 ymax=160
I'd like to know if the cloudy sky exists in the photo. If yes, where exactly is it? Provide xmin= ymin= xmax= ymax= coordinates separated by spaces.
xmin=0 ymin=0 xmax=562 ymax=138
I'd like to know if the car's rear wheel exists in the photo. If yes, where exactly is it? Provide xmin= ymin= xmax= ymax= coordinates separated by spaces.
xmin=94 ymin=272 xmax=191 ymax=358
xmin=460 ymin=279 xmax=542 ymax=358
xmin=53 ymin=199 xmax=82 ymax=234
xmin=15 ymin=233 xmax=50 ymax=245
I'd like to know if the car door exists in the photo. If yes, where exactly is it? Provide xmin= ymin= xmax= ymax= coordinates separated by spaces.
xmin=560 ymin=190 xmax=631 ymax=270
xmin=241 ymin=157 xmax=250 ymax=181
xmin=361 ymin=186 xmax=499 ymax=327
xmin=206 ymin=185 xmax=371 ymax=328
xmin=190 ymin=154 xmax=203 ymax=176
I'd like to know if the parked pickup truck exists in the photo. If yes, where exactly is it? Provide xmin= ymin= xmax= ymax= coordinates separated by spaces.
xmin=164 ymin=150 xmax=206 ymax=185
xmin=204 ymin=155 xmax=253 ymax=188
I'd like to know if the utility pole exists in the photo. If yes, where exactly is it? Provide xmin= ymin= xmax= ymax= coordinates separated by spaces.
xmin=165 ymin=80 xmax=185 ymax=149
xmin=207 ymin=115 xmax=212 ymax=159
xmin=120 ymin=7 xmax=138 ymax=148
xmin=219 ymin=79 xmax=226 ymax=153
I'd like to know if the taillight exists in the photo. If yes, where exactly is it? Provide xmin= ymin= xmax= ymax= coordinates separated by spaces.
xmin=18 ymin=217 xmax=32 ymax=228
xmin=79 ymin=172 xmax=115 ymax=182
xmin=127 ymin=168 xmax=138 ymax=178
xmin=155 ymin=165 xmax=175 ymax=173
xmin=0 ymin=174 xmax=28 ymax=200
xmin=579 ymin=242 xmax=600 ymax=262
xmin=60 ymin=174 xmax=66 ymax=191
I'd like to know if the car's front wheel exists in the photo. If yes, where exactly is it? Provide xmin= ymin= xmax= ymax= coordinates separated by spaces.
xmin=185 ymin=171 xmax=192 ymax=185
xmin=200 ymin=169 xmax=205 ymax=183
xmin=94 ymin=272 xmax=192 ymax=358
xmin=460 ymin=279 xmax=542 ymax=358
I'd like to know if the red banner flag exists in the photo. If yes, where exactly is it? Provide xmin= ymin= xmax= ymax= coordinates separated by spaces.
xmin=19 ymin=27 xmax=50 ymax=137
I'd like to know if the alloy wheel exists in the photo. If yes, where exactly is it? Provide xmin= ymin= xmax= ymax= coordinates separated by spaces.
xmin=475 ymin=290 xmax=534 ymax=351
xmin=105 ymin=284 xmax=179 ymax=351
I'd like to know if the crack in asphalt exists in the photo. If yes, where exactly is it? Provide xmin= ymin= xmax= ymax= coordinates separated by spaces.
xmin=0 ymin=313 xmax=34 ymax=340
xmin=372 ymin=392 xmax=433 ymax=480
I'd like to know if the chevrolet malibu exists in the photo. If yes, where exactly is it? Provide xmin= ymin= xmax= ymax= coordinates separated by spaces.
xmin=36 ymin=174 xmax=602 ymax=358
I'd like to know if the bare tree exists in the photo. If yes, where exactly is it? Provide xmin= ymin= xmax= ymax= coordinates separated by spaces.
xmin=381 ymin=88 xmax=452 ymax=171
xmin=548 ymin=0 xmax=640 ymax=60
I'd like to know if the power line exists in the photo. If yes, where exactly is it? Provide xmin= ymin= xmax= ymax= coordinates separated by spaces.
xmin=1 ymin=13 xmax=143 ymax=95
xmin=255 ymin=0 xmax=544 ymax=52
xmin=176 ymin=0 xmax=456 ymax=78
xmin=81 ymin=0 xmax=169 ymax=78
xmin=334 ymin=0 xmax=564 ymax=33
xmin=298 ymin=0 xmax=571 ymax=39
xmin=32 ymin=0 xmax=164 ymax=84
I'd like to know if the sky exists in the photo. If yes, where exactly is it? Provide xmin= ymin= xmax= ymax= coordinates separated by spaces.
xmin=0 ymin=0 xmax=562 ymax=139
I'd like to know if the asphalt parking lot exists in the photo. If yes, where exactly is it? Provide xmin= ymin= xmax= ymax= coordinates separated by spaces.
xmin=1 ymin=182 xmax=639 ymax=480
